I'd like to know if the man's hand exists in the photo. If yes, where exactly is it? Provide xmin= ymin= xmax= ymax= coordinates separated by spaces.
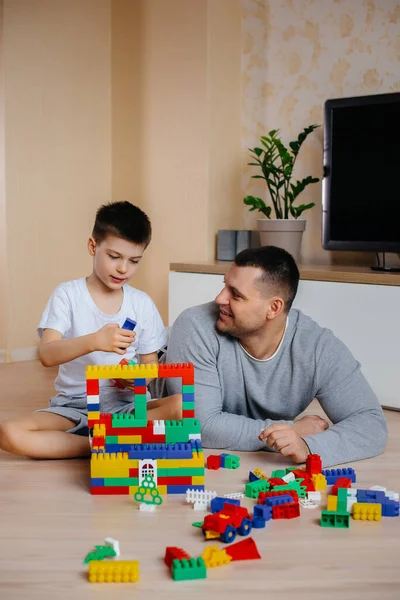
xmin=93 ymin=323 xmax=136 ymax=355
xmin=258 ymin=423 xmax=309 ymax=463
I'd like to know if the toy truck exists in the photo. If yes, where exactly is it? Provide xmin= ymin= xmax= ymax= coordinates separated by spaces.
xmin=202 ymin=503 xmax=253 ymax=543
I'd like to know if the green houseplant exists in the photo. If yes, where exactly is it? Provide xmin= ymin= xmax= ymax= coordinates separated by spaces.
xmin=243 ymin=125 xmax=320 ymax=260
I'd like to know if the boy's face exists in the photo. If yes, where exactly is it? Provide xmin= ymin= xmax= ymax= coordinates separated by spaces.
xmin=88 ymin=234 xmax=146 ymax=290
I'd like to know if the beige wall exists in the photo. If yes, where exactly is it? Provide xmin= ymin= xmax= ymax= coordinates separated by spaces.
xmin=0 ymin=1 xmax=7 ymax=356
xmin=242 ymin=0 xmax=400 ymax=265
xmin=1 ymin=0 xmax=112 ymax=356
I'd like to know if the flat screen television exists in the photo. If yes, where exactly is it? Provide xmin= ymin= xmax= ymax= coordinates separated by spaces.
xmin=322 ymin=92 xmax=400 ymax=271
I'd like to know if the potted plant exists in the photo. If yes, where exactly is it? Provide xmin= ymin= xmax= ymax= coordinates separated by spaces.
xmin=243 ymin=125 xmax=320 ymax=261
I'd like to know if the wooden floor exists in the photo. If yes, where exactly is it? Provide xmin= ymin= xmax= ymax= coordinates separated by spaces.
xmin=1 ymin=360 xmax=400 ymax=600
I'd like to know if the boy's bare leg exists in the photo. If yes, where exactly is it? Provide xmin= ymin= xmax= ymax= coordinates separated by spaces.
xmin=0 ymin=412 xmax=90 ymax=459
xmin=146 ymin=394 xmax=182 ymax=421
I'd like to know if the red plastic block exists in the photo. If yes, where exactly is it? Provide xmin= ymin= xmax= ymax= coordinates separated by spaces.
xmin=331 ymin=477 xmax=352 ymax=495
xmin=164 ymin=547 xmax=191 ymax=568
xmin=182 ymin=410 xmax=195 ymax=418
xmin=306 ymin=453 xmax=322 ymax=475
xmin=91 ymin=486 xmax=130 ymax=495
xmin=92 ymin=436 xmax=105 ymax=448
xmin=272 ymin=502 xmax=300 ymax=519
xmin=158 ymin=363 xmax=194 ymax=381
xmin=225 ymin=538 xmax=261 ymax=561
xmin=133 ymin=386 xmax=147 ymax=395
xmin=207 ymin=455 xmax=221 ymax=470
xmin=158 ymin=476 xmax=192 ymax=485
xmin=129 ymin=468 xmax=139 ymax=477
xmin=86 ymin=379 xmax=99 ymax=395
xmin=258 ymin=490 xmax=298 ymax=504
xmin=268 ymin=478 xmax=286 ymax=487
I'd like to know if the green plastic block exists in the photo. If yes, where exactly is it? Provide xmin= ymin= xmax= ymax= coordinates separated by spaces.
xmin=171 ymin=557 xmax=207 ymax=581
xmin=105 ymin=436 xmax=119 ymax=444
xmin=245 ymin=479 xmax=269 ymax=499
xmin=273 ymin=479 xmax=307 ymax=498
xmin=320 ymin=510 xmax=350 ymax=528
xmin=111 ymin=414 xmax=147 ymax=428
xmin=158 ymin=467 xmax=205 ymax=477
xmin=181 ymin=401 xmax=195 ymax=411
xmin=104 ymin=477 xmax=139 ymax=487
xmin=285 ymin=467 xmax=298 ymax=474
xmin=192 ymin=521 xmax=204 ymax=528
xmin=165 ymin=419 xmax=201 ymax=443
xmin=133 ymin=395 xmax=147 ymax=420
xmin=271 ymin=469 xmax=287 ymax=479
xmin=337 ymin=488 xmax=348 ymax=512
xmin=84 ymin=545 xmax=116 ymax=564
xmin=224 ymin=454 xmax=240 ymax=469
xmin=182 ymin=384 xmax=195 ymax=393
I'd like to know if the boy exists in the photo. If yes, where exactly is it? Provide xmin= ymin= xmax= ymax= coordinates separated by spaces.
xmin=0 ymin=201 xmax=181 ymax=459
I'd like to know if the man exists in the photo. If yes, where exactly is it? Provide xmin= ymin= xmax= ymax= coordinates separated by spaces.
xmin=166 ymin=246 xmax=387 ymax=467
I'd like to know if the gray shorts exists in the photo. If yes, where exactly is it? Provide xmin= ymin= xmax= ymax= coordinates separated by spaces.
xmin=36 ymin=388 xmax=151 ymax=436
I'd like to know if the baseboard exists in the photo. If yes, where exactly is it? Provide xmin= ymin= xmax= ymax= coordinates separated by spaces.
xmin=0 ymin=346 xmax=39 ymax=363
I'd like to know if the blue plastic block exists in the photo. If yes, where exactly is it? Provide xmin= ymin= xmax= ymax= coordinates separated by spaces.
xmin=253 ymin=504 xmax=272 ymax=521
xmin=322 ymin=468 xmax=356 ymax=484
xmin=210 ymin=497 xmax=240 ymax=514
xmin=356 ymin=489 xmax=386 ymax=503
xmin=133 ymin=378 xmax=146 ymax=387
xmin=167 ymin=485 xmax=204 ymax=495
xmin=128 ymin=443 xmax=167 ymax=459
xmin=87 ymin=402 xmax=100 ymax=412
xmin=265 ymin=494 xmax=294 ymax=507
xmin=105 ymin=444 xmax=129 ymax=453
xmin=193 ymin=440 xmax=203 ymax=453
xmin=182 ymin=393 xmax=195 ymax=404
xmin=122 ymin=318 xmax=136 ymax=331
xmin=219 ymin=453 xmax=228 ymax=467
xmin=252 ymin=517 xmax=266 ymax=528
xmin=91 ymin=478 xmax=105 ymax=486
xmin=165 ymin=443 xmax=192 ymax=459
xmin=249 ymin=471 xmax=260 ymax=483
xmin=382 ymin=500 xmax=400 ymax=517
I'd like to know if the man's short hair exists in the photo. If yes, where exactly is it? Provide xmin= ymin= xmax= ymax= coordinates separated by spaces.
xmin=235 ymin=246 xmax=300 ymax=311
xmin=92 ymin=201 xmax=152 ymax=246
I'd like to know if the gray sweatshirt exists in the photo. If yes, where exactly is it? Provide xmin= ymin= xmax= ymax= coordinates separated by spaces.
xmin=166 ymin=302 xmax=387 ymax=467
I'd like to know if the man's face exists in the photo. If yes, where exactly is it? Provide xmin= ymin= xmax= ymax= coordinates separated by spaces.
xmin=215 ymin=264 xmax=272 ymax=338
xmin=88 ymin=234 xmax=146 ymax=290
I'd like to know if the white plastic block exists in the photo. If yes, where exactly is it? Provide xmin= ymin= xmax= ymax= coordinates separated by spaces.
xmin=347 ymin=489 xmax=357 ymax=497
xmin=186 ymin=489 xmax=217 ymax=504
xmin=386 ymin=491 xmax=399 ymax=502
xmin=189 ymin=433 xmax=201 ymax=441
xmin=87 ymin=394 xmax=100 ymax=403
xmin=347 ymin=497 xmax=357 ymax=513
xmin=307 ymin=491 xmax=321 ymax=502
xmin=299 ymin=499 xmax=318 ymax=509
xmin=224 ymin=493 xmax=245 ymax=499
xmin=282 ymin=472 xmax=295 ymax=483
xmin=370 ymin=485 xmax=386 ymax=492
xmin=193 ymin=501 xmax=207 ymax=511
xmin=104 ymin=537 xmax=120 ymax=557
xmin=139 ymin=503 xmax=156 ymax=512
xmin=153 ymin=420 xmax=165 ymax=436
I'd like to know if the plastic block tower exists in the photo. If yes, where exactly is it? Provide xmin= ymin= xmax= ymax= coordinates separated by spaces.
xmin=88 ymin=363 xmax=205 ymax=496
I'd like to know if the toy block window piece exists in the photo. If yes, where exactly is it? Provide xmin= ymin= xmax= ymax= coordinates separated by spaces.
xmin=138 ymin=460 xmax=157 ymax=485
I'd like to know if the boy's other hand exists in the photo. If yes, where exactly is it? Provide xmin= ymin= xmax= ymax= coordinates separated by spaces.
xmin=114 ymin=378 xmax=136 ymax=391
xmin=93 ymin=323 xmax=136 ymax=355
xmin=258 ymin=423 xmax=309 ymax=463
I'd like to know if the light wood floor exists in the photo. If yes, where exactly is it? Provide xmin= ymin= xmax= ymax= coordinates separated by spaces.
xmin=0 ymin=360 xmax=399 ymax=600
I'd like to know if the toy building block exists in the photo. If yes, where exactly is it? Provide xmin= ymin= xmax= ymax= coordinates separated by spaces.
xmin=194 ymin=501 xmax=207 ymax=511
xmin=84 ymin=545 xmax=117 ymax=564
xmin=268 ymin=477 xmax=287 ymax=487
xmin=273 ymin=480 xmax=307 ymax=498
xmin=104 ymin=537 xmax=120 ymax=557
xmin=201 ymin=546 xmax=231 ymax=568
xmin=320 ymin=510 xmax=350 ymax=528
xmin=224 ymin=537 xmax=261 ymax=561
xmin=282 ymin=472 xmax=296 ymax=483
xmin=382 ymin=500 xmax=400 ymax=517
xmin=322 ymin=468 xmax=356 ymax=484
xmin=306 ymin=453 xmax=322 ymax=475
xmin=133 ymin=475 xmax=163 ymax=505
xmin=88 ymin=560 xmax=139 ymax=583
xmin=171 ymin=557 xmax=207 ymax=581
xmin=265 ymin=494 xmax=294 ymax=507
xmin=158 ymin=363 xmax=194 ymax=384
xmin=327 ymin=495 xmax=338 ymax=511
xmin=121 ymin=318 xmax=136 ymax=331
xmin=186 ymin=489 xmax=217 ymax=505
xmin=249 ymin=471 xmax=260 ymax=482
xmin=299 ymin=498 xmax=318 ymax=509
xmin=87 ymin=363 xmax=158 ymax=380
xmin=337 ymin=488 xmax=349 ymax=512
xmin=272 ymin=502 xmax=300 ymax=519
xmin=311 ymin=473 xmax=327 ymax=491
xmin=139 ymin=503 xmax=156 ymax=511
xmin=307 ymin=491 xmax=321 ymax=502
xmin=245 ymin=479 xmax=269 ymax=499
xmin=332 ymin=477 xmax=352 ymax=495
xmin=253 ymin=467 xmax=267 ymax=479
xmin=192 ymin=521 xmax=204 ymax=528
xmin=258 ymin=489 xmax=298 ymax=505
xmin=253 ymin=504 xmax=272 ymax=522
xmin=207 ymin=455 xmax=221 ymax=470
xmin=164 ymin=547 xmax=191 ymax=568
xmin=210 ymin=497 xmax=240 ymax=514
xmin=353 ymin=502 xmax=382 ymax=521
xmin=252 ymin=517 xmax=266 ymax=528
xmin=271 ymin=469 xmax=286 ymax=479
xmin=223 ymin=454 xmax=240 ymax=469
xmin=224 ymin=492 xmax=245 ymax=499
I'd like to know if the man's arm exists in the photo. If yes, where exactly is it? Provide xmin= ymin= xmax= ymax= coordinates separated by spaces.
xmin=166 ymin=307 xmax=293 ymax=451
xmin=303 ymin=330 xmax=388 ymax=467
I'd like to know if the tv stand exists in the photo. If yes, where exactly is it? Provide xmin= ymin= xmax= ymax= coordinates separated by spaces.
xmin=371 ymin=252 xmax=400 ymax=273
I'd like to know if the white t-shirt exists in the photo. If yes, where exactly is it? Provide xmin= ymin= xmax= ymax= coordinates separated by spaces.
xmin=38 ymin=278 xmax=167 ymax=397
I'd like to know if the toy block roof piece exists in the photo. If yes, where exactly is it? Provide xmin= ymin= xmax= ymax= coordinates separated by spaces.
xmin=88 ymin=560 xmax=139 ymax=583
xmin=224 ymin=537 xmax=261 ymax=561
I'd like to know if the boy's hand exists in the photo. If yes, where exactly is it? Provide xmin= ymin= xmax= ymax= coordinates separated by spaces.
xmin=93 ymin=323 xmax=136 ymax=355
xmin=258 ymin=423 xmax=309 ymax=463
xmin=114 ymin=378 xmax=136 ymax=391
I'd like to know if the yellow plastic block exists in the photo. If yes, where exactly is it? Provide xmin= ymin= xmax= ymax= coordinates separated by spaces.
xmin=93 ymin=424 xmax=106 ymax=437
xmin=88 ymin=411 xmax=100 ymax=422
xmin=88 ymin=560 xmax=139 ymax=583
xmin=117 ymin=436 xmax=142 ymax=444
xmin=129 ymin=485 xmax=167 ymax=495
xmin=202 ymin=546 xmax=231 ymax=568
xmin=254 ymin=468 xmax=267 ymax=480
xmin=327 ymin=495 xmax=338 ymax=511
xmin=87 ymin=364 xmax=158 ymax=380
xmin=180 ymin=457 xmax=205 ymax=468
xmin=192 ymin=476 xmax=205 ymax=485
xmin=90 ymin=452 xmax=131 ymax=478
xmin=353 ymin=502 xmax=382 ymax=521
xmin=157 ymin=459 xmax=180 ymax=469
xmin=311 ymin=473 xmax=327 ymax=491
xmin=204 ymin=530 xmax=220 ymax=540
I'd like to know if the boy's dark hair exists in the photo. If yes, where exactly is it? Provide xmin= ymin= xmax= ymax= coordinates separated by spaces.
xmin=235 ymin=246 xmax=300 ymax=311
xmin=92 ymin=201 xmax=152 ymax=246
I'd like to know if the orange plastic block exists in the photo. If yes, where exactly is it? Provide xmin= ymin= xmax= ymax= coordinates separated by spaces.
xmin=158 ymin=363 xmax=194 ymax=384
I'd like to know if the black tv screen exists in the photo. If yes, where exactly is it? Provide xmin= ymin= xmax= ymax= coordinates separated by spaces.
xmin=322 ymin=92 xmax=400 ymax=252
